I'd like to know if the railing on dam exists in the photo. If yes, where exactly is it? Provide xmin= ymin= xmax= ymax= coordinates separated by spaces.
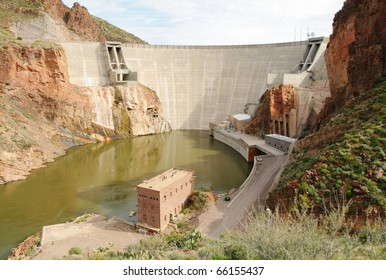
xmin=123 ymin=41 xmax=309 ymax=49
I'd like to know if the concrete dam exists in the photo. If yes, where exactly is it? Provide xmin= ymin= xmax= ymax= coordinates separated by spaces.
xmin=62 ymin=38 xmax=329 ymax=131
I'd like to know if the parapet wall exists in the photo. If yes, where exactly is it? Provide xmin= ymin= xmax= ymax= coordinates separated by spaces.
xmin=62 ymin=41 xmax=328 ymax=130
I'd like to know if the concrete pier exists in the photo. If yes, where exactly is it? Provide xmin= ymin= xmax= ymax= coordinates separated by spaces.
xmin=210 ymin=124 xmax=285 ymax=162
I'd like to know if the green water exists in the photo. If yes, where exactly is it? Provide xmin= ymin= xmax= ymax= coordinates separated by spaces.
xmin=0 ymin=130 xmax=252 ymax=259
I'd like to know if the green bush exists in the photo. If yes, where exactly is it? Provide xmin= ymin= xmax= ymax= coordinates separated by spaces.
xmin=68 ymin=247 xmax=82 ymax=255
xmin=114 ymin=87 xmax=123 ymax=104
xmin=63 ymin=11 xmax=70 ymax=23
xmin=177 ymin=222 xmax=185 ymax=228
xmin=186 ymin=192 xmax=207 ymax=210
xmin=223 ymin=244 xmax=248 ymax=260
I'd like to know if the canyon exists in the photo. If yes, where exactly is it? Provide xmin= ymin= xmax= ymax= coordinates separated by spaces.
xmin=0 ymin=0 xmax=329 ymax=184
xmin=0 ymin=0 xmax=385 ymax=222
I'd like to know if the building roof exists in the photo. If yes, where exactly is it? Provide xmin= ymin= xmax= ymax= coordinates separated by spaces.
xmin=233 ymin=113 xmax=251 ymax=121
xmin=265 ymin=134 xmax=296 ymax=143
xmin=137 ymin=168 xmax=194 ymax=191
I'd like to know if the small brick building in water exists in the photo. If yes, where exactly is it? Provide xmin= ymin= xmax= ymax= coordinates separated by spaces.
xmin=137 ymin=168 xmax=195 ymax=233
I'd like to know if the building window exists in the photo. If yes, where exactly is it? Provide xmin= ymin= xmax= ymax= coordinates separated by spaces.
xmin=151 ymin=216 xmax=156 ymax=223
xmin=164 ymin=195 xmax=166 ymax=201
xmin=164 ymin=215 xmax=167 ymax=221
xmin=176 ymin=188 xmax=178 ymax=193
xmin=151 ymin=205 xmax=154 ymax=211
xmin=181 ymin=185 xmax=183 ymax=190
xmin=170 ymin=192 xmax=172 ymax=197
xmin=143 ymin=214 xmax=147 ymax=222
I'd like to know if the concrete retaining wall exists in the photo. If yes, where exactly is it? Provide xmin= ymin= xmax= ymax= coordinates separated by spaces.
xmin=213 ymin=130 xmax=250 ymax=161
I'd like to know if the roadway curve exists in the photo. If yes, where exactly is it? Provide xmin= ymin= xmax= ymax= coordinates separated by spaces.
xmin=197 ymin=155 xmax=286 ymax=237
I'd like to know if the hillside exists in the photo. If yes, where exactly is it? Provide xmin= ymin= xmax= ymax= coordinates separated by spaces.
xmin=0 ymin=0 xmax=147 ymax=44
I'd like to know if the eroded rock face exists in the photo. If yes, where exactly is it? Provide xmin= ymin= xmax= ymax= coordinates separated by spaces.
xmin=65 ymin=2 xmax=105 ymax=41
xmin=245 ymin=84 xmax=295 ymax=138
xmin=34 ymin=0 xmax=105 ymax=41
xmin=323 ymin=0 xmax=386 ymax=124
xmin=40 ymin=0 xmax=69 ymax=21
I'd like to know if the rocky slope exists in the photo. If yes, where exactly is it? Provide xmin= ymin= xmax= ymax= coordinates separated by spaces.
xmin=267 ymin=0 xmax=386 ymax=222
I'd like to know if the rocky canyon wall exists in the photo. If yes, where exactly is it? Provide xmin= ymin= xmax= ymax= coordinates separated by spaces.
xmin=322 ymin=0 xmax=386 ymax=125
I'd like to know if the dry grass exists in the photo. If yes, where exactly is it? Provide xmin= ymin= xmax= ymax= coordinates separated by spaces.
xmin=79 ymin=207 xmax=385 ymax=260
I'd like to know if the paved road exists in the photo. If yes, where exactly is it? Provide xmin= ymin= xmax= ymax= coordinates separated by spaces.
xmin=197 ymin=155 xmax=286 ymax=238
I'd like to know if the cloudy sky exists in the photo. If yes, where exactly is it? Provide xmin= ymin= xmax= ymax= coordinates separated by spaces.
xmin=62 ymin=0 xmax=346 ymax=45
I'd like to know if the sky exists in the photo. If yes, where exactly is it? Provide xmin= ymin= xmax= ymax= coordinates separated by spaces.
xmin=62 ymin=0 xmax=346 ymax=45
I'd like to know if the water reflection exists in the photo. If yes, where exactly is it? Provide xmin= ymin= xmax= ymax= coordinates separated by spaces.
xmin=0 ymin=130 xmax=251 ymax=259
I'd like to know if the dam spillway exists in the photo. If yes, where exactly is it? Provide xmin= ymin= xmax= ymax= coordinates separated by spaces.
xmin=62 ymin=39 xmax=328 ymax=130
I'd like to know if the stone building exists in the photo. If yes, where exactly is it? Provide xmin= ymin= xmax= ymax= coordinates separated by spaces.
xmin=265 ymin=134 xmax=296 ymax=152
xmin=137 ymin=168 xmax=195 ymax=233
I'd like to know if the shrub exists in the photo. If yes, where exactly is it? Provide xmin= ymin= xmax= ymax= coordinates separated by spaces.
xmin=63 ymin=11 xmax=70 ymax=23
xmin=186 ymin=192 xmax=207 ymax=210
xmin=223 ymin=244 xmax=248 ymax=260
xmin=114 ymin=87 xmax=123 ymax=104
xmin=177 ymin=222 xmax=185 ymax=228
xmin=164 ymin=232 xmax=185 ymax=248
xmin=68 ymin=247 xmax=82 ymax=255
xmin=184 ymin=230 xmax=202 ymax=249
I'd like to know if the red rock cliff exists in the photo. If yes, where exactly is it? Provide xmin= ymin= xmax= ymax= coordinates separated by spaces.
xmin=323 ymin=0 xmax=386 ymax=124
xmin=40 ymin=0 xmax=105 ymax=41
xmin=65 ymin=2 xmax=105 ymax=41
xmin=245 ymin=84 xmax=295 ymax=137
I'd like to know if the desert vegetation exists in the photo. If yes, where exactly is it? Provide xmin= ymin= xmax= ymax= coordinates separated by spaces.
xmin=69 ymin=207 xmax=385 ymax=260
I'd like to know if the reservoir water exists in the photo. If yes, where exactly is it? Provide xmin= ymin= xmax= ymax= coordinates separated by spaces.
xmin=0 ymin=130 xmax=252 ymax=259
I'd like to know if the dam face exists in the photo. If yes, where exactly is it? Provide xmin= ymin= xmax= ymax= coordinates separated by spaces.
xmin=62 ymin=41 xmax=326 ymax=130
